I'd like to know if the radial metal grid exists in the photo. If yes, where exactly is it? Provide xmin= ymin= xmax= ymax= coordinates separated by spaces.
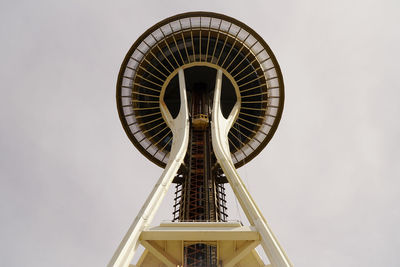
xmin=117 ymin=11 xmax=284 ymax=168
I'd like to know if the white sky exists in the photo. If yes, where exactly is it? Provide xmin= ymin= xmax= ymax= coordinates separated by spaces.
xmin=1 ymin=0 xmax=399 ymax=266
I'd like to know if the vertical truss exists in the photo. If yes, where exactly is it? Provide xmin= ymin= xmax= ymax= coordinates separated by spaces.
xmin=172 ymin=129 xmax=228 ymax=223
xmin=184 ymin=242 xmax=217 ymax=267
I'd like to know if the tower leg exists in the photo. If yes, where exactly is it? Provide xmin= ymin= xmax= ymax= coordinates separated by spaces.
xmin=108 ymin=69 xmax=190 ymax=267
xmin=211 ymin=69 xmax=293 ymax=267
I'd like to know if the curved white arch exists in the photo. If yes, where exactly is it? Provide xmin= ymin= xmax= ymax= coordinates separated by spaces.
xmin=109 ymin=69 xmax=190 ymax=267
xmin=211 ymin=68 xmax=292 ymax=267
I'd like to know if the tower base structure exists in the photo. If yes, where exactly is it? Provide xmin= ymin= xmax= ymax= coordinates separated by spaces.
xmin=109 ymin=69 xmax=292 ymax=267
xmin=134 ymin=221 xmax=267 ymax=267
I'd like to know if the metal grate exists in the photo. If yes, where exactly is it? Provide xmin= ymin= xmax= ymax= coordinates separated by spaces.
xmin=184 ymin=242 xmax=217 ymax=267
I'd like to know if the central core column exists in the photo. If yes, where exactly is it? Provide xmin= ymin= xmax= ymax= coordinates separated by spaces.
xmin=186 ymin=81 xmax=215 ymax=222
xmin=171 ymin=67 xmax=228 ymax=266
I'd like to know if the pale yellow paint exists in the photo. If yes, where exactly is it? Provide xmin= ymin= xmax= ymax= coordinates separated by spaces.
xmin=134 ymin=222 xmax=266 ymax=267
xmin=140 ymin=222 xmax=260 ymax=241
xmin=223 ymin=240 xmax=260 ymax=267
xmin=141 ymin=240 xmax=179 ymax=267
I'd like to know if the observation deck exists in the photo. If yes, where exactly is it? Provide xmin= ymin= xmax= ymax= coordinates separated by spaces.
xmin=117 ymin=11 xmax=284 ymax=168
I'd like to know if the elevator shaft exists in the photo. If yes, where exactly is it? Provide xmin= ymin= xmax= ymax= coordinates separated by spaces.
xmin=173 ymin=80 xmax=227 ymax=223
xmin=171 ymin=81 xmax=228 ymax=267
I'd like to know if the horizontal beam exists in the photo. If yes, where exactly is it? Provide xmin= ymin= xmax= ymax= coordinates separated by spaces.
xmin=140 ymin=224 xmax=260 ymax=241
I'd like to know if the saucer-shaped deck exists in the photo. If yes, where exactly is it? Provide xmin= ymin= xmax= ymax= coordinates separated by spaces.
xmin=117 ymin=12 xmax=284 ymax=168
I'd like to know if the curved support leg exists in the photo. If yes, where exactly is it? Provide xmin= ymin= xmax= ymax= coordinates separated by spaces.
xmin=211 ymin=69 xmax=292 ymax=267
xmin=108 ymin=69 xmax=190 ymax=267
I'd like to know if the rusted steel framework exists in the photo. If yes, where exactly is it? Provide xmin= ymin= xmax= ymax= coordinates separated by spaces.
xmin=171 ymin=70 xmax=228 ymax=224
xmin=170 ymin=69 xmax=227 ymax=266
xmin=184 ymin=242 xmax=217 ymax=267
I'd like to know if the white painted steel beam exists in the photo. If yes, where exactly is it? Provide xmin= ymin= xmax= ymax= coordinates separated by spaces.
xmin=211 ymin=68 xmax=293 ymax=267
xmin=223 ymin=240 xmax=261 ymax=267
xmin=135 ymin=250 xmax=148 ymax=267
xmin=140 ymin=240 xmax=179 ymax=267
xmin=108 ymin=68 xmax=190 ymax=267
xmin=140 ymin=222 xmax=260 ymax=241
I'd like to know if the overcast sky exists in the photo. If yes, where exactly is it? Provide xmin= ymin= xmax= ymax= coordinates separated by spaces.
xmin=1 ymin=0 xmax=399 ymax=266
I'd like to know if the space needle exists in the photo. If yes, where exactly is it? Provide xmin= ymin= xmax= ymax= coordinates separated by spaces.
xmin=109 ymin=12 xmax=292 ymax=267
